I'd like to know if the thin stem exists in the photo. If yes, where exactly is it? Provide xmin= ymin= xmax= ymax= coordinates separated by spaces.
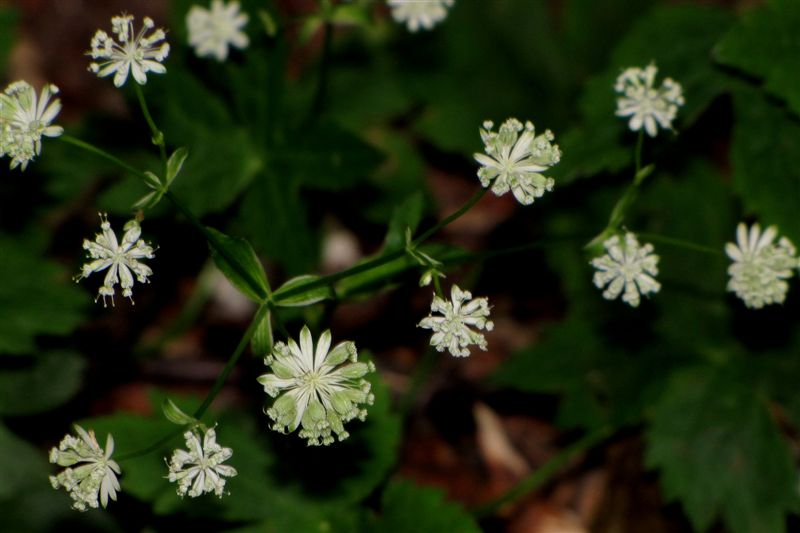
xmin=58 ymin=135 xmax=148 ymax=180
xmin=134 ymin=84 xmax=167 ymax=176
xmin=413 ymin=188 xmax=487 ymax=246
xmin=472 ymin=426 xmax=612 ymax=518
xmin=636 ymin=232 xmax=724 ymax=256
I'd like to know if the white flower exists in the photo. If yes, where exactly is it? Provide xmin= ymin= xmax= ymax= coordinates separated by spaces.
xmin=257 ymin=326 xmax=374 ymax=446
xmin=187 ymin=0 xmax=249 ymax=61
xmin=77 ymin=213 xmax=155 ymax=307
xmin=0 ymin=81 xmax=63 ymax=170
xmin=387 ymin=0 xmax=455 ymax=32
xmin=88 ymin=14 xmax=170 ymax=87
xmin=614 ymin=63 xmax=684 ymax=137
xmin=167 ymin=427 xmax=237 ymax=498
xmin=474 ymin=118 xmax=561 ymax=205
xmin=418 ymin=284 xmax=494 ymax=357
xmin=49 ymin=425 xmax=121 ymax=512
xmin=725 ymin=222 xmax=798 ymax=309
xmin=591 ymin=232 xmax=660 ymax=307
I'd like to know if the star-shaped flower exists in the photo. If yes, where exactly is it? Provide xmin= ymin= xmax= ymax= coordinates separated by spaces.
xmin=591 ymin=232 xmax=660 ymax=307
xmin=418 ymin=284 xmax=494 ymax=357
xmin=474 ymin=118 xmax=561 ymax=205
xmin=387 ymin=0 xmax=455 ymax=32
xmin=187 ymin=0 xmax=249 ymax=61
xmin=0 ymin=80 xmax=63 ymax=170
xmin=88 ymin=14 xmax=170 ymax=87
xmin=257 ymin=326 xmax=374 ymax=446
xmin=614 ymin=63 xmax=684 ymax=137
xmin=725 ymin=222 xmax=798 ymax=309
xmin=167 ymin=427 xmax=237 ymax=498
xmin=49 ymin=425 xmax=121 ymax=512
xmin=76 ymin=213 xmax=155 ymax=306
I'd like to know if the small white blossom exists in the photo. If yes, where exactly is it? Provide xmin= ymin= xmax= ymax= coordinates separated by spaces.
xmin=474 ymin=118 xmax=561 ymax=205
xmin=387 ymin=0 xmax=455 ymax=32
xmin=167 ymin=427 xmax=237 ymax=498
xmin=0 ymin=81 xmax=63 ymax=170
xmin=88 ymin=14 xmax=170 ymax=87
xmin=592 ymin=232 xmax=660 ymax=307
xmin=77 ymin=213 xmax=155 ymax=307
xmin=614 ymin=63 xmax=684 ymax=137
xmin=725 ymin=222 xmax=798 ymax=309
xmin=187 ymin=0 xmax=249 ymax=61
xmin=418 ymin=284 xmax=494 ymax=357
xmin=257 ymin=326 xmax=374 ymax=446
xmin=49 ymin=425 xmax=121 ymax=512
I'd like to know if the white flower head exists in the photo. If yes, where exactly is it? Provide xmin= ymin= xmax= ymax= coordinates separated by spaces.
xmin=614 ymin=63 xmax=684 ymax=137
xmin=49 ymin=425 xmax=121 ymax=512
xmin=257 ymin=326 xmax=375 ymax=446
xmin=418 ymin=284 xmax=494 ymax=357
xmin=0 ymin=81 xmax=63 ymax=170
xmin=77 ymin=213 xmax=155 ymax=307
xmin=166 ymin=426 xmax=237 ymax=498
xmin=88 ymin=14 xmax=170 ymax=87
xmin=725 ymin=222 xmax=798 ymax=309
xmin=592 ymin=232 xmax=661 ymax=307
xmin=187 ymin=0 xmax=249 ymax=62
xmin=474 ymin=118 xmax=561 ymax=205
xmin=387 ymin=0 xmax=455 ymax=32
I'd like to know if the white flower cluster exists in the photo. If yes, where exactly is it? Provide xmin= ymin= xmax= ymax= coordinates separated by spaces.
xmin=387 ymin=0 xmax=455 ymax=32
xmin=615 ymin=63 xmax=684 ymax=137
xmin=88 ymin=14 xmax=170 ymax=87
xmin=725 ymin=223 xmax=798 ymax=309
xmin=474 ymin=118 xmax=561 ymax=205
xmin=591 ymin=233 xmax=661 ymax=307
xmin=167 ymin=427 xmax=238 ymax=498
xmin=419 ymin=284 xmax=494 ymax=357
xmin=187 ymin=0 xmax=249 ymax=61
xmin=76 ymin=213 xmax=155 ymax=307
xmin=258 ymin=326 xmax=375 ymax=446
xmin=49 ymin=426 xmax=121 ymax=512
xmin=0 ymin=81 xmax=63 ymax=170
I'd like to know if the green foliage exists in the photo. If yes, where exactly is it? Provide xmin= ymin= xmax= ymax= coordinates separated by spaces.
xmin=645 ymin=366 xmax=799 ymax=533
xmin=0 ymin=236 xmax=85 ymax=354
xmin=371 ymin=480 xmax=481 ymax=533
xmin=716 ymin=0 xmax=800 ymax=117
xmin=0 ymin=351 xmax=84 ymax=415
xmin=206 ymin=227 xmax=270 ymax=302
xmin=273 ymin=275 xmax=335 ymax=307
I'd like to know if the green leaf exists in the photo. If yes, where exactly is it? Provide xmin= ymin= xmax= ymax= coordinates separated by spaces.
xmin=730 ymin=88 xmax=800 ymax=244
xmin=715 ymin=0 xmax=800 ymax=117
xmin=166 ymin=147 xmax=188 ymax=185
xmin=0 ymin=236 xmax=85 ymax=354
xmin=251 ymin=309 xmax=273 ymax=357
xmin=0 ymin=351 xmax=84 ymax=415
xmin=161 ymin=398 xmax=197 ymax=426
xmin=0 ymin=423 xmax=48 ymax=498
xmin=372 ymin=480 xmax=481 ymax=533
xmin=383 ymin=192 xmax=425 ymax=252
xmin=206 ymin=227 xmax=270 ymax=302
xmin=273 ymin=275 xmax=334 ymax=307
xmin=645 ymin=366 xmax=798 ymax=533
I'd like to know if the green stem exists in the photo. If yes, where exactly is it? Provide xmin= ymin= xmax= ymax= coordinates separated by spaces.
xmin=413 ymin=188 xmax=487 ymax=246
xmin=134 ymin=84 xmax=167 ymax=176
xmin=472 ymin=426 xmax=612 ymax=518
xmin=636 ymin=232 xmax=724 ymax=256
xmin=58 ymin=135 xmax=148 ymax=180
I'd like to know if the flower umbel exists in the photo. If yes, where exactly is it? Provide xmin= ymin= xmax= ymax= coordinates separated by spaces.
xmin=474 ymin=118 xmax=561 ymax=205
xmin=167 ymin=427 xmax=237 ymax=498
xmin=257 ymin=326 xmax=375 ymax=446
xmin=0 ymin=81 xmax=63 ymax=170
xmin=592 ymin=232 xmax=661 ymax=307
xmin=614 ymin=63 xmax=684 ymax=137
xmin=187 ymin=0 xmax=249 ymax=61
xmin=725 ymin=222 xmax=798 ymax=309
xmin=77 ymin=213 xmax=155 ymax=307
xmin=418 ymin=284 xmax=494 ymax=357
xmin=387 ymin=0 xmax=455 ymax=32
xmin=49 ymin=425 xmax=121 ymax=512
xmin=88 ymin=14 xmax=170 ymax=87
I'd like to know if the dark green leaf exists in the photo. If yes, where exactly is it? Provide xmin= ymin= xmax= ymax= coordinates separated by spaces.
xmin=273 ymin=275 xmax=334 ymax=307
xmin=0 ymin=351 xmax=84 ymax=415
xmin=161 ymin=398 xmax=197 ymax=426
xmin=0 ymin=423 xmax=48 ymax=498
xmin=715 ymin=0 xmax=800 ymax=117
xmin=206 ymin=227 xmax=270 ymax=302
xmin=251 ymin=309 xmax=273 ymax=357
xmin=383 ymin=192 xmax=424 ymax=252
xmin=0 ymin=236 xmax=85 ymax=354
xmin=373 ymin=480 xmax=481 ymax=533
xmin=166 ymin=147 xmax=189 ymax=185
xmin=645 ymin=366 xmax=798 ymax=533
